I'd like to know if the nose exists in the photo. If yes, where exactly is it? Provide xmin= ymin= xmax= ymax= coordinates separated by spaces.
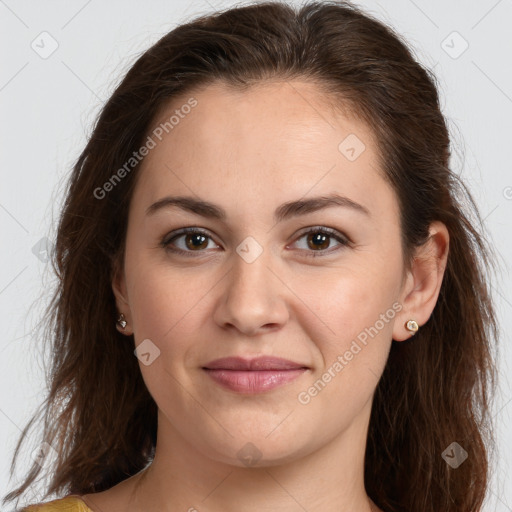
xmin=212 ymin=246 xmax=289 ymax=337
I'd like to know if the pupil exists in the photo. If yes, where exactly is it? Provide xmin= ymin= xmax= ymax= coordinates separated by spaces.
xmin=186 ymin=234 xmax=207 ymax=250
xmin=309 ymin=232 xmax=329 ymax=250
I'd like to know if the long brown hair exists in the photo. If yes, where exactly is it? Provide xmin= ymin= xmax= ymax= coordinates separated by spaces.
xmin=3 ymin=2 xmax=500 ymax=511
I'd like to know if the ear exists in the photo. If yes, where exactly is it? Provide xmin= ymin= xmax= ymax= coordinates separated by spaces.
xmin=111 ymin=257 xmax=133 ymax=336
xmin=393 ymin=221 xmax=449 ymax=341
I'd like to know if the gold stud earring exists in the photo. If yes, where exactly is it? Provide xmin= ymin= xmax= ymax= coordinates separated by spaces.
xmin=405 ymin=319 xmax=419 ymax=335
xmin=116 ymin=313 xmax=127 ymax=330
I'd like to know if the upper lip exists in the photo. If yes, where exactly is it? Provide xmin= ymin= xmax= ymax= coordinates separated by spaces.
xmin=203 ymin=356 xmax=309 ymax=371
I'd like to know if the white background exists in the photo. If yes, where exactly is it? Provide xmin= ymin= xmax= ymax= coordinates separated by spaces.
xmin=1 ymin=0 xmax=511 ymax=510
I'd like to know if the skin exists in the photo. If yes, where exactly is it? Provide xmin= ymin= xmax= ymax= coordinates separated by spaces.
xmin=82 ymin=80 xmax=449 ymax=512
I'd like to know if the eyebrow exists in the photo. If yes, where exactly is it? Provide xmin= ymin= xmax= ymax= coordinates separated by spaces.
xmin=145 ymin=193 xmax=371 ymax=222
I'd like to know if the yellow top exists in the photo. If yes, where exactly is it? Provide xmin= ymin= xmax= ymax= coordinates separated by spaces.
xmin=22 ymin=495 xmax=93 ymax=512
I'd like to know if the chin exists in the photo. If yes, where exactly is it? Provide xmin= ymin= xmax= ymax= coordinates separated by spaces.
xmin=201 ymin=430 xmax=314 ymax=469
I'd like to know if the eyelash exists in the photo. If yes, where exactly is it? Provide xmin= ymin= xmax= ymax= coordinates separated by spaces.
xmin=160 ymin=226 xmax=350 ymax=258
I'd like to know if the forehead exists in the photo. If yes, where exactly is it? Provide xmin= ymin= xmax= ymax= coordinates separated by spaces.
xmin=147 ymin=79 xmax=375 ymax=165
xmin=131 ymin=79 xmax=397 ymax=225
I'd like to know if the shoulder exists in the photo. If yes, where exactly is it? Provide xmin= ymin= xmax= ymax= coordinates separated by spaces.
xmin=21 ymin=496 xmax=93 ymax=512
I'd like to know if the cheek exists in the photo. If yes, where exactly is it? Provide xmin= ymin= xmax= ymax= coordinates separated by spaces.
xmin=125 ymin=255 xmax=196 ymax=340
xmin=293 ymin=262 xmax=394 ymax=327
xmin=126 ymin=265 xmax=203 ymax=394
xmin=289 ymin=263 xmax=398 ymax=369
xmin=292 ymin=273 xmax=395 ymax=418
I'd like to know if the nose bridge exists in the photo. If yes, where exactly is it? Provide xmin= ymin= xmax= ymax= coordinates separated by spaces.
xmin=214 ymin=237 xmax=288 ymax=335
xmin=229 ymin=238 xmax=276 ymax=307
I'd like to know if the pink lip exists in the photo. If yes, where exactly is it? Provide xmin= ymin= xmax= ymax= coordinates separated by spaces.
xmin=202 ymin=356 xmax=309 ymax=393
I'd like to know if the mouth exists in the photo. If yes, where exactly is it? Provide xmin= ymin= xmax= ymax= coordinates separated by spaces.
xmin=202 ymin=356 xmax=310 ymax=393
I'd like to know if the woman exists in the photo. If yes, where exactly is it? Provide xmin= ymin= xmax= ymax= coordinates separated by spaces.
xmin=3 ymin=1 xmax=499 ymax=511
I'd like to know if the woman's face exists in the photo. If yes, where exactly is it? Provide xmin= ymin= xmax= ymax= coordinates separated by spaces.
xmin=114 ymin=80 xmax=411 ymax=467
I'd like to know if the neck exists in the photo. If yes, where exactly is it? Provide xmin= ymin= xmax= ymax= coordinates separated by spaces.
xmin=127 ymin=403 xmax=380 ymax=512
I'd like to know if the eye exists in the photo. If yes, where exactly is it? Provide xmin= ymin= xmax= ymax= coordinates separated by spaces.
xmin=161 ymin=227 xmax=219 ymax=256
xmin=160 ymin=226 xmax=350 ymax=258
xmin=290 ymin=226 xmax=350 ymax=258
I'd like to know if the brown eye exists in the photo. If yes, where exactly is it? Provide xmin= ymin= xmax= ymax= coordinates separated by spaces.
xmin=306 ymin=231 xmax=331 ymax=251
xmin=291 ymin=227 xmax=349 ymax=258
xmin=183 ymin=232 xmax=209 ymax=250
xmin=162 ymin=228 xmax=218 ymax=256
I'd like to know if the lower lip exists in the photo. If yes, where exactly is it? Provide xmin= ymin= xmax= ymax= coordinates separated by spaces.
xmin=203 ymin=368 xmax=307 ymax=393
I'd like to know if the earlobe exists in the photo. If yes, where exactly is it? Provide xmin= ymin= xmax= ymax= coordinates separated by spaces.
xmin=393 ymin=221 xmax=450 ymax=342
